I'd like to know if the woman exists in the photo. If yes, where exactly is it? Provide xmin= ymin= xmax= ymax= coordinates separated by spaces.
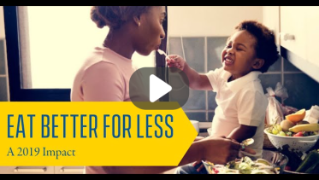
xmin=71 ymin=6 xmax=254 ymax=174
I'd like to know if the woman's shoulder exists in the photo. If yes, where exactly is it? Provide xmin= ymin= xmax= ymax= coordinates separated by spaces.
xmin=83 ymin=60 xmax=121 ymax=80
xmin=72 ymin=47 xmax=120 ymax=81
xmin=82 ymin=46 xmax=128 ymax=71
xmin=76 ymin=46 xmax=134 ymax=81
xmin=81 ymin=49 xmax=114 ymax=70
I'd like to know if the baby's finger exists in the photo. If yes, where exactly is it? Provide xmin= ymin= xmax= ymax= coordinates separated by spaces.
xmin=166 ymin=59 xmax=173 ymax=63
xmin=167 ymin=62 xmax=176 ymax=67
xmin=167 ymin=55 xmax=178 ymax=60
xmin=173 ymin=58 xmax=180 ymax=63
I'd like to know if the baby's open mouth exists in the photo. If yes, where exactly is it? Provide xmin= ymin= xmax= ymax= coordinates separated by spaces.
xmin=223 ymin=56 xmax=234 ymax=65
xmin=224 ymin=58 xmax=234 ymax=63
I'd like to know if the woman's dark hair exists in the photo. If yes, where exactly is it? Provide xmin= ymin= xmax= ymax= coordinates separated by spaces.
xmin=90 ymin=6 xmax=152 ymax=30
xmin=235 ymin=20 xmax=279 ymax=73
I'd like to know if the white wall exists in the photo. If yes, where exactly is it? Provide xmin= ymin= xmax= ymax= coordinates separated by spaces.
xmin=0 ymin=6 xmax=5 ymax=39
xmin=168 ymin=6 xmax=263 ymax=37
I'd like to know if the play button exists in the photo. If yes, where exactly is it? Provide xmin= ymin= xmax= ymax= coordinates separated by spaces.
xmin=149 ymin=74 xmax=172 ymax=103
xmin=129 ymin=67 xmax=189 ymax=110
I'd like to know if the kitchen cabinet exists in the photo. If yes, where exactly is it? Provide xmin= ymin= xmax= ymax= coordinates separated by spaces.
xmin=278 ymin=6 xmax=319 ymax=82
xmin=280 ymin=6 xmax=307 ymax=60
xmin=0 ymin=166 xmax=54 ymax=174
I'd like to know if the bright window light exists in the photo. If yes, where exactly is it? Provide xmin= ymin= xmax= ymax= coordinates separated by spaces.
xmin=21 ymin=6 xmax=154 ymax=89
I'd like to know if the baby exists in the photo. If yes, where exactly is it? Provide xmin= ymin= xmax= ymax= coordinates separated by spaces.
xmin=167 ymin=20 xmax=279 ymax=174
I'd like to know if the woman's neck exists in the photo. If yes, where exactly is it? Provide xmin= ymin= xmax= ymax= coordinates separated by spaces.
xmin=103 ymin=28 xmax=135 ymax=60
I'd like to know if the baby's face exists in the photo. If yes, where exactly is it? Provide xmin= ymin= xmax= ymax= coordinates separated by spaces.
xmin=221 ymin=30 xmax=258 ymax=79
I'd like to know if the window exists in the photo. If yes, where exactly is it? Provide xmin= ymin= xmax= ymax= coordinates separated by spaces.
xmin=4 ymin=6 xmax=167 ymax=101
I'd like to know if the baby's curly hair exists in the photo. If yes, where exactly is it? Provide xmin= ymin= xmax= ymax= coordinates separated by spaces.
xmin=235 ymin=20 xmax=279 ymax=73
xmin=90 ymin=6 xmax=151 ymax=30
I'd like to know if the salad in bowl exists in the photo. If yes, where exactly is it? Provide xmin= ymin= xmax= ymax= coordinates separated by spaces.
xmin=202 ymin=150 xmax=288 ymax=174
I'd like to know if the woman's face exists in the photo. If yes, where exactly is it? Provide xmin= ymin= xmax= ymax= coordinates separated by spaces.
xmin=133 ymin=6 xmax=166 ymax=56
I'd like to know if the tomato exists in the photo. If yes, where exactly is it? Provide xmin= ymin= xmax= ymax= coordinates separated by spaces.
xmin=212 ymin=168 xmax=219 ymax=174
xmin=293 ymin=132 xmax=304 ymax=137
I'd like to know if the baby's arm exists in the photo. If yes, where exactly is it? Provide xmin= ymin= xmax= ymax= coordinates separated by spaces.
xmin=228 ymin=90 xmax=268 ymax=143
xmin=167 ymin=55 xmax=212 ymax=91
xmin=184 ymin=63 xmax=213 ymax=91
xmin=227 ymin=125 xmax=257 ymax=143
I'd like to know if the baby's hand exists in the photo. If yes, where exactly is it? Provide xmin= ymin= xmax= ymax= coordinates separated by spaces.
xmin=166 ymin=55 xmax=186 ymax=71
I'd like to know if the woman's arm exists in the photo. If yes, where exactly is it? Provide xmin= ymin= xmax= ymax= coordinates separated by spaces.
xmin=100 ymin=138 xmax=248 ymax=174
xmin=194 ymin=136 xmax=205 ymax=142
xmin=82 ymin=62 xmax=125 ymax=101
xmin=101 ymin=141 xmax=205 ymax=174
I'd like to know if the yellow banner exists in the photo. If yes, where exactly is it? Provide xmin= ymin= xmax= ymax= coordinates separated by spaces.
xmin=0 ymin=102 xmax=197 ymax=166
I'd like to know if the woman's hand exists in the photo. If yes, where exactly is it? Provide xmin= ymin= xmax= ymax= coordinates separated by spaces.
xmin=166 ymin=55 xmax=186 ymax=71
xmin=200 ymin=136 xmax=256 ymax=166
xmin=192 ymin=136 xmax=240 ymax=172
xmin=192 ymin=161 xmax=204 ymax=172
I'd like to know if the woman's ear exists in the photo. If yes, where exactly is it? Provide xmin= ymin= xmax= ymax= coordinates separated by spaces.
xmin=252 ymin=58 xmax=265 ymax=70
xmin=133 ymin=16 xmax=141 ymax=27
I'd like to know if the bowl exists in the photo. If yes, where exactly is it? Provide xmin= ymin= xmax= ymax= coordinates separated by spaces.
xmin=190 ymin=120 xmax=199 ymax=134
xmin=202 ymin=150 xmax=288 ymax=174
xmin=264 ymin=128 xmax=319 ymax=152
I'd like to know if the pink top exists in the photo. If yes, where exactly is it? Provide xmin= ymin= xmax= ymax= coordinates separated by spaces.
xmin=71 ymin=46 xmax=136 ymax=174
xmin=71 ymin=46 xmax=135 ymax=102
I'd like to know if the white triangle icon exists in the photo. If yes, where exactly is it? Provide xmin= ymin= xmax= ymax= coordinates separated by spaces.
xmin=149 ymin=74 xmax=172 ymax=103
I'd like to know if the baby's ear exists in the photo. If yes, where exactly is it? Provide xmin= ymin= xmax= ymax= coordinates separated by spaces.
xmin=252 ymin=58 xmax=265 ymax=70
